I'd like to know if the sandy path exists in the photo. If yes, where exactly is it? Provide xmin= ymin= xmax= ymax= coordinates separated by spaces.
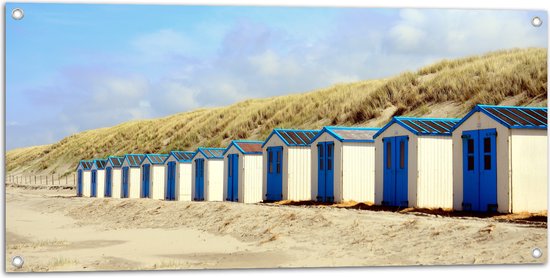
xmin=5 ymin=188 xmax=287 ymax=271
xmin=4 ymin=185 xmax=547 ymax=272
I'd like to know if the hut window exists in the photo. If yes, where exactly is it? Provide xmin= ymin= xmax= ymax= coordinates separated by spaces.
xmin=399 ymin=141 xmax=405 ymax=169
xmin=484 ymin=137 xmax=491 ymax=153
xmin=276 ymin=151 xmax=281 ymax=173
xmin=467 ymin=139 xmax=474 ymax=154
xmin=467 ymin=156 xmax=474 ymax=171
xmin=327 ymin=144 xmax=333 ymax=171
xmin=386 ymin=141 xmax=391 ymax=169
xmin=268 ymin=152 xmax=273 ymax=173
xmin=484 ymin=155 xmax=491 ymax=170
xmin=228 ymin=158 xmax=232 ymax=177
xmin=318 ymin=145 xmax=324 ymax=170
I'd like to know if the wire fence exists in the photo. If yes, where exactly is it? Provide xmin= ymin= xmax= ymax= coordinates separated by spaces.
xmin=6 ymin=174 xmax=76 ymax=187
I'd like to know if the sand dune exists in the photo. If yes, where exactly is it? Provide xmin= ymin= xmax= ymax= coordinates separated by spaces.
xmin=5 ymin=184 xmax=547 ymax=272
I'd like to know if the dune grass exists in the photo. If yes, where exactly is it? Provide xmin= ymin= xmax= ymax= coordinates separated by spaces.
xmin=6 ymin=48 xmax=547 ymax=176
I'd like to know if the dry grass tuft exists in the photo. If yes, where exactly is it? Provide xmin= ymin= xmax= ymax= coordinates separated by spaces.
xmin=49 ymin=257 xmax=78 ymax=268
xmin=8 ymin=239 xmax=68 ymax=250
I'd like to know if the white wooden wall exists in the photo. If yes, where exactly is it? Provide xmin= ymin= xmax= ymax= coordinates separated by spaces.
xmin=150 ymin=165 xmax=166 ymax=200
xmin=286 ymin=147 xmax=312 ymax=201
xmin=96 ymin=170 xmax=106 ymax=198
xmin=416 ymin=136 xmax=453 ymax=209
xmin=206 ymin=159 xmax=224 ymax=201
xmin=177 ymin=163 xmax=193 ymax=201
xmin=128 ymin=168 xmax=142 ymax=199
xmin=111 ymin=168 xmax=122 ymax=198
xmin=342 ymin=143 xmax=376 ymax=203
xmin=242 ymin=155 xmax=264 ymax=203
xmin=510 ymin=129 xmax=548 ymax=213
xmin=82 ymin=170 xmax=91 ymax=197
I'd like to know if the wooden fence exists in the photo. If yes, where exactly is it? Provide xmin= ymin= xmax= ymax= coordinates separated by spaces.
xmin=6 ymin=173 xmax=76 ymax=186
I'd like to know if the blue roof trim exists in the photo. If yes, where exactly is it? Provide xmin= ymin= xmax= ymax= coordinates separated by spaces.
xmin=106 ymin=156 xmax=125 ymax=168
xmin=92 ymin=159 xmax=108 ymax=170
xmin=168 ymin=151 xmax=195 ymax=163
xmin=144 ymin=154 xmax=169 ymax=165
xmin=223 ymin=140 xmax=264 ymax=155
xmin=373 ymin=117 xmax=460 ymax=139
xmin=76 ymin=160 xmax=94 ymax=170
xmin=123 ymin=154 xmax=147 ymax=168
xmin=192 ymin=147 xmax=226 ymax=160
xmin=261 ymin=128 xmax=320 ymax=148
xmin=309 ymin=126 xmax=381 ymax=144
xmin=450 ymin=104 xmax=548 ymax=132
xmin=512 ymin=108 xmax=546 ymax=125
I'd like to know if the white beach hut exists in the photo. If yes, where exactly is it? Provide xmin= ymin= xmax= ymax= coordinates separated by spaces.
xmin=191 ymin=148 xmax=225 ymax=201
xmin=76 ymin=160 xmax=93 ymax=197
xmin=451 ymin=104 xmax=548 ymax=213
xmin=262 ymin=129 xmax=319 ymax=202
xmin=105 ymin=156 xmax=125 ymax=198
xmin=223 ymin=140 xmax=264 ymax=204
xmin=141 ymin=154 xmax=169 ymax=200
xmin=310 ymin=126 xmax=380 ymax=203
xmin=121 ymin=154 xmax=146 ymax=199
xmin=164 ymin=151 xmax=196 ymax=201
xmin=374 ymin=117 xmax=460 ymax=209
xmin=90 ymin=159 xmax=108 ymax=198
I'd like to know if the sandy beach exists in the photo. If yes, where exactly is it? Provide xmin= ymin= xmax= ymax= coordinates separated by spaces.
xmin=4 ymin=183 xmax=547 ymax=272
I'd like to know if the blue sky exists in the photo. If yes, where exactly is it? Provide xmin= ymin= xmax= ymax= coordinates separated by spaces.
xmin=6 ymin=4 xmax=547 ymax=150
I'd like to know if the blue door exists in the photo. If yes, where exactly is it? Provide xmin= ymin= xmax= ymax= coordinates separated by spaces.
xmin=77 ymin=169 xmax=83 ymax=197
xmin=266 ymin=147 xmax=283 ymax=201
xmin=122 ymin=167 xmax=129 ymax=198
xmin=166 ymin=162 xmax=176 ymax=200
xmin=227 ymin=154 xmax=239 ymax=202
xmin=382 ymin=136 xmax=408 ymax=207
xmin=91 ymin=170 xmax=97 ymax=197
xmin=317 ymin=142 xmax=335 ymax=202
xmin=462 ymin=128 xmax=497 ymax=212
xmin=142 ymin=164 xmax=150 ymax=198
xmin=105 ymin=167 xmax=112 ymax=197
xmin=195 ymin=159 xmax=205 ymax=201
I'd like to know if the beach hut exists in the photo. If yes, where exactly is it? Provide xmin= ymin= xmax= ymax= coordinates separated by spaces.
xmin=105 ymin=156 xmax=125 ymax=198
xmin=90 ymin=159 xmax=108 ymax=198
xmin=223 ymin=140 xmax=264 ymax=203
xmin=374 ymin=117 xmax=460 ymax=209
xmin=121 ymin=154 xmax=146 ymax=199
xmin=451 ymin=104 xmax=548 ymax=213
xmin=191 ymin=148 xmax=225 ymax=201
xmin=165 ymin=151 xmax=196 ymax=201
xmin=310 ymin=126 xmax=381 ymax=203
xmin=141 ymin=154 xmax=169 ymax=200
xmin=262 ymin=129 xmax=319 ymax=201
xmin=76 ymin=160 xmax=93 ymax=197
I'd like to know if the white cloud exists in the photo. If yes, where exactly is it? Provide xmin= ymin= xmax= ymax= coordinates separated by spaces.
xmin=131 ymin=29 xmax=194 ymax=61
xmin=389 ymin=24 xmax=427 ymax=51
